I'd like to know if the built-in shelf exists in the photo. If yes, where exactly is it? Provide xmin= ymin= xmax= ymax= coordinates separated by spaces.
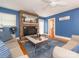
xmin=19 ymin=10 xmax=39 ymax=40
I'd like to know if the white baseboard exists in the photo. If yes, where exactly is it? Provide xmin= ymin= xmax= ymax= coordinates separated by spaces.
xmin=43 ymin=33 xmax=71 ymax=40
xmin=55 ymin=35 xmax=71 ymax=40
xmin=44 ymin=33 xmax=48 ymax=36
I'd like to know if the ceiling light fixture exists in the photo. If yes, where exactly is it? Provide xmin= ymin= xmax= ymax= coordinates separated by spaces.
xmin=43 ymin=0 xmax=67 ymax=7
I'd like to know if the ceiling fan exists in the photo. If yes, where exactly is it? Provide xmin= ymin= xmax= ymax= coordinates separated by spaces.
xmin=42 ymin=0 xmax=67 ymax=7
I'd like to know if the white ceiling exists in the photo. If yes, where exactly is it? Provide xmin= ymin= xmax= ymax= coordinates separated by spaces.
xmin=0 ymin=0 xmax=79 ymax=17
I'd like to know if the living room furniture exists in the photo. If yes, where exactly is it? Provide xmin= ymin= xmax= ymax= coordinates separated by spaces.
xmin=0 ymin=27 xmax=12 ymax=42
xmin=53 ymin=46 xmax=79 ymax=58
xmin=26 ymin=35 xmax=49 ymax=56
xmin=25 ymin=36 xmax=48 ymax=44
xmin=53 ymin=35 xmax=79 ymax=58
xmin=5 ymin=38 xmax=29 ymax=58
xmin=0 ymin=40 xmax=11 ymax=58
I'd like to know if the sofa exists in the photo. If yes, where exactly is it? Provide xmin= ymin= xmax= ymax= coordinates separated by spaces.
xmin=5 ymin=38 xmax=29 ymax=58
xmin=53 ymin=46 xmax=79 ymax=58
xmin=0 ymin=40 xmax=11 ymax=58
xmin=0 ymin=38 xmax=28 ymax=58
xmin=53 ymin=35 xmax=79 ymax=58
xmin=0 ymin=27 xmax=12 ymax=42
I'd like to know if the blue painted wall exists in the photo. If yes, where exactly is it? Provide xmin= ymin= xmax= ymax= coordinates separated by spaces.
xmin=44 ymin=8 xmax=79 ymax=38
xmin=0 ymin=7 xmax=19 ymax=37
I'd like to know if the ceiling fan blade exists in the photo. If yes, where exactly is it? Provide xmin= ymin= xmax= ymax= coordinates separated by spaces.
xmin=49 ymin=1 xmax=67 ymax=7
xmin=42 ymin=0 xmax=67 ymax=7
xmin=43 ymin=0 xmax=51 ymax=3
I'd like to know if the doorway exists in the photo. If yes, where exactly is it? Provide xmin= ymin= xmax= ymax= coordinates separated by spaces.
xmin=48 ymin=18 xmax=55 ymax=39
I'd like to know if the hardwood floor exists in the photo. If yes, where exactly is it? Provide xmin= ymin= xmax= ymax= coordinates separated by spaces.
xmin=18 ymin=40 xmax=29 ymax=57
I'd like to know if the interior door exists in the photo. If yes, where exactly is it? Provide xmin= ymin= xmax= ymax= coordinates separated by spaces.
xmin=48 ymin=18 xmax=55 ymax=39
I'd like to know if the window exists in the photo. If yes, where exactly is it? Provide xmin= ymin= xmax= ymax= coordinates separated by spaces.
xmin=59 ymin=16 xmax=70 ymax=21
xmin=0 ymin=13 xmax=16 ymax=27
xmin=38 ymin=19 xmax=44 ymax=34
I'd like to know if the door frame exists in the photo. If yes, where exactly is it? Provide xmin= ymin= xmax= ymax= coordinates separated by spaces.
xmin=48 ymin=18 xmax=56 ymax=36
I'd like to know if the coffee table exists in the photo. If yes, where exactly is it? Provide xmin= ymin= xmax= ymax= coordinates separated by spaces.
xmin=25 ymin=36 xmax=48 ymax=44
xmin=25 ymin=36 xmax=48 ymax=56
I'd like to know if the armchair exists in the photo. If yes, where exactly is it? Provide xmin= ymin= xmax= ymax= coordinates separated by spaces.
xmin=53 ymin=35 xmax=79 ymax=58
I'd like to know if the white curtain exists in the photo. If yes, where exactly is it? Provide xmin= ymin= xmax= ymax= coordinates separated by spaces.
xmin=38 ymin=19 xmax=44 ymax=34
xmin=0 ymin=13 xmax=16 ymax=27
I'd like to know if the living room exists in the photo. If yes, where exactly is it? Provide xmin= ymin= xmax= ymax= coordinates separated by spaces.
xmin=0 ymin=0 xmax=79 ymax=58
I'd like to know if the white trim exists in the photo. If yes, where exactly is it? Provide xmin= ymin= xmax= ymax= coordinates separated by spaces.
xmin=48 ymin=18 xmax=56 ymax=36
xmin=44 ymin=33 xmax=48 ymax=35
xmin=55 ymin=35 xmax=71 ymax=40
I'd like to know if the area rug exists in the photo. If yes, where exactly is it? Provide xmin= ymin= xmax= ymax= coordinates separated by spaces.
xmin=24 ymin=39 xmax=65 ymax=58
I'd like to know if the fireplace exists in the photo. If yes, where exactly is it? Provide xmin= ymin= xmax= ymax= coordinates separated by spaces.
xmin=24 ymin=26 xmax=37 ymax=36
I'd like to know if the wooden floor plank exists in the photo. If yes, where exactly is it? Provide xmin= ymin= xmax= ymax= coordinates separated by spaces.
xmin=18 ymin=41 xmax=29 ymax=57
